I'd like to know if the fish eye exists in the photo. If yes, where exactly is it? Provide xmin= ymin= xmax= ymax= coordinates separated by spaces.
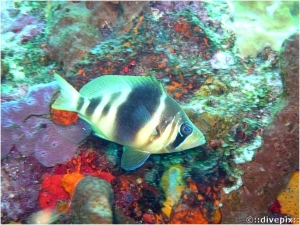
xmin=180 ymin=123 xmax=193 ymax=136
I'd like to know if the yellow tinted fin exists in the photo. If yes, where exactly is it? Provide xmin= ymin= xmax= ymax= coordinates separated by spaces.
xmin=52 ymin=73 xmax=81 ymax=112
xmin=121 ymin=146 xmax=150 ymax=171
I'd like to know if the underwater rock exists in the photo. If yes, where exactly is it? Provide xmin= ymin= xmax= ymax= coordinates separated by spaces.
xmin=1 ymin=148 xmax=53 ymax=223
xmin=1 ymin=1 xmax=56 ymax=83
xmin=70 ymin=176 xmax=114 ymax=224
xmin=221 ymin=33 xmax=299 ymax=223
xmin=189 ymin=111 xmax=235 ymax=142
xmin=280 ymin=33 xmax=299 ymax=103
xmin=171 ymin=202 xmax=209 ymax=224
xmin=112 ymin=170 xmax=164 ymax=223
xmin=59 ymin=1 xmax=226 ymax=98
xmin=46 ymin=1 xmax=148 ymax=71
xmin=1 ymin=81 xmax=91 ymax=166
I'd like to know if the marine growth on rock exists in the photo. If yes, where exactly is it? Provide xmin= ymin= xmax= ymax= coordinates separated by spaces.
xmin=1 ymin=1 xmax=298 ymax=224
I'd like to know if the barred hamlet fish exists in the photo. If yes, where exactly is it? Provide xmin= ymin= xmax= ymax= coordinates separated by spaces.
xmin=52 ymin=74 xmax=206 ymax=170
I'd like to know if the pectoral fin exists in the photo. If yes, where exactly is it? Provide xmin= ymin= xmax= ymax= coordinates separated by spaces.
xmin=121 ymin=146 xmax=151 ymax=171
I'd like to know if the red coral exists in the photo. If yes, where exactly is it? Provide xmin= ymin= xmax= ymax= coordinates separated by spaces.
xmin=39 ymin=174 xmax=69 ymax=210
xmin=94 ymin=172 xmax=115 ymax=183
xmin=39 ymin=149 xmax=115 ymax=211
xmin=53 ymin=150 xmax=115 ymax=183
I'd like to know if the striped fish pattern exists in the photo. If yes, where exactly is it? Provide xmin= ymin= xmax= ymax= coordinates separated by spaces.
xmin=52 ymin=74 xmax=206 ymax=170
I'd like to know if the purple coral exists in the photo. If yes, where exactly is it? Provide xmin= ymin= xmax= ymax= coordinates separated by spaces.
xmin=1 ymin=81 xmax=58 ymax=157
xmin=1 ymin=81 xmax=91 ymax=166
xmin=33 ymin=117 xmax=91 ymax=167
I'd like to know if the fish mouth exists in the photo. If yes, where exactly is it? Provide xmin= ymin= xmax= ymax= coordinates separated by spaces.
xmin=177 ymin=128 xmax=206 ymax=151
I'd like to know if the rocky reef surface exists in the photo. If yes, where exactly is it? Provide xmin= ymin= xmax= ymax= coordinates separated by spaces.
xmin=1 ymin=1 xmax=298 ymax=224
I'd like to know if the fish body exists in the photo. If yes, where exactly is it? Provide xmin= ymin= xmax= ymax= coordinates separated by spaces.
xmin=52 ymin=74 xmax=206 ymax=170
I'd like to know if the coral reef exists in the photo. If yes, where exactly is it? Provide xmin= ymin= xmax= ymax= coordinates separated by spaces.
xmin=2 ymin=13 xmax=44 ymax=44
xmin=113 ymin=174 xmax=164 ymax=223
xmin=36 ymin=149 xmax=115 ymax=223
xmin=71 ymin=176 xmax=114 ymax=224
xmin=1 ymin=1 xmax=298 ymax=223
xmin=209 ymin=51 xmax=235 ymax=70
xmin=1 ymin=148 xmax=53 ymax=223
xmin=223 ymin=1 xmax=299 ymax=57
xmin=1 ymin=1 xmax=45 ymax=46
xmin=1 ymin=1 xmax=57 ymax=84
xmin=1 ymin=81 xmax=91 ymax=166
xmin=169 ymin=188 xmax=222 ymax=224
xmin=41 ymin=1 xmax=291 ymax=223
xmin=221 ymin=33 xmax=299 ymax=223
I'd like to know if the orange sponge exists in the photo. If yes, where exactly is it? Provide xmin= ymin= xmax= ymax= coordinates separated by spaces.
xmin=50 ymin=108 xmax=78 ymax=126
xmin=277 ymin=171 xmax=299 ymax=223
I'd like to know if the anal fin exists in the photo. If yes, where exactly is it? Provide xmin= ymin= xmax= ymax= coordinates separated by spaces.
xmin=121 ymin=146 xmax=150 ymax=171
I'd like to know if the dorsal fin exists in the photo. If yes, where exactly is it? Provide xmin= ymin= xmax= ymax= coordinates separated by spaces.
xmin=79 ymin=75 xmax=163 ymax=98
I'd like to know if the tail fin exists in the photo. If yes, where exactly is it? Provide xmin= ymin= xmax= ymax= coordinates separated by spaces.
xmin=52 ymin=73 xmax=80 ymax=112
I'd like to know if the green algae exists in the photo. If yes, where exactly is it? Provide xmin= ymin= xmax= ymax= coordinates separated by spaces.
xmin=223 ymin=1 xmax=299 ymax=57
